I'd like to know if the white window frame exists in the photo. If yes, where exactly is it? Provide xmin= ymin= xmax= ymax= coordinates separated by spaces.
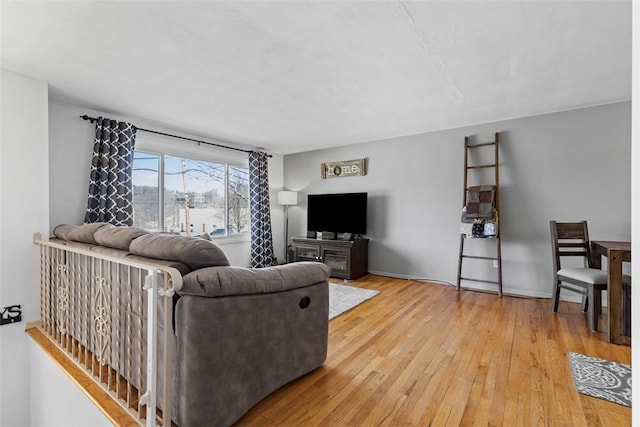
xmin=133 ymin=133 xmax=250 ymax=243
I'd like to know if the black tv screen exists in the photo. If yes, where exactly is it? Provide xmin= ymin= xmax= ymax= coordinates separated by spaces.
xmin=307 ymin=192 xmax=367 ymax=235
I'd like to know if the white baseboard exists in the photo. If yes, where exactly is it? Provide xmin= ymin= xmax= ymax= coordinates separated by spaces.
xmin=367 ymin=269 xmax=588 ymax=303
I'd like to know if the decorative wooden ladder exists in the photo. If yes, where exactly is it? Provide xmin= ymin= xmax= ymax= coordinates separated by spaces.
xmin=456 ymin=133 xmax=503 ymax=297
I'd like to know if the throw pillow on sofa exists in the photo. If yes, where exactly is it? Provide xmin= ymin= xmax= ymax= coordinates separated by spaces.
xmin=53 ymin=222 xmax=109 ymax=244
xmin=94 ymin=225 xmax=149 ymax=250
xmin=129 ymin=233 xmax=230 ymax=271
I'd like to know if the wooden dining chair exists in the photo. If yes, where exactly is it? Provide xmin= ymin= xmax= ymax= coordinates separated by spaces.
xmin=550 ymin=220 xmax=608 ymax=331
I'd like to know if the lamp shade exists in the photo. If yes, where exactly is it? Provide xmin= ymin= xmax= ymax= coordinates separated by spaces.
xmin=277 ymin=191 xmax=298 ymax=206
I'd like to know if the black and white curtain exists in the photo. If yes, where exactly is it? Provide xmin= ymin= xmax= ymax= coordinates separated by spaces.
xmin=84 ymin=117 xmax=137 ymax=226
xmin=249 ymin=151 xmax=275 ymax=268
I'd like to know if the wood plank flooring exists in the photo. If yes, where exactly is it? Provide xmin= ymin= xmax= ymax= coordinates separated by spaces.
xmin=236 ymin=275 xmax=631 ymax=426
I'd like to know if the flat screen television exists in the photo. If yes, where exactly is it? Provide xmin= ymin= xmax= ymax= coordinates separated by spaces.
xmin=307 ymin=192 xmax=367 ymax=235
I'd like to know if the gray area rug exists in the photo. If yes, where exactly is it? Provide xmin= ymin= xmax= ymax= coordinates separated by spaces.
xmin=567 ymin=351 xmax=631 ymax=407
xmin=329 ymin=283 xmax=379 ymax=320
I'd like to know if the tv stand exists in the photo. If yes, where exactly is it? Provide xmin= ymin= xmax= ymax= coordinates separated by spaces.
xmin=291 ymin=237 xmax=369 ymax=280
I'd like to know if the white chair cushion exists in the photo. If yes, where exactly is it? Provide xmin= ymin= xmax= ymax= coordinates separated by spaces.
xmin=557 ymin=268 xmax=608 ymax=285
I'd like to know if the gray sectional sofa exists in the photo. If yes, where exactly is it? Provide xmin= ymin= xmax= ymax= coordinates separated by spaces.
xmin=50 ymin=222 xmax=331 ymax=426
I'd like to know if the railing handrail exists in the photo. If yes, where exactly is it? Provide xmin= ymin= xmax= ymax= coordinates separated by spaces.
xmin=33 ymin=232 xmax=183 ymax=294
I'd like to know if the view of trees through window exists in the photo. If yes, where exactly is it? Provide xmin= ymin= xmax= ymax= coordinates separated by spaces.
xmin=132 ymin=151 xmax=250 ymax=237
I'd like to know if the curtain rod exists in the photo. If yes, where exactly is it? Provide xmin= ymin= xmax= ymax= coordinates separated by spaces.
xmin=80 ymin=115 xmax=271 ymax=157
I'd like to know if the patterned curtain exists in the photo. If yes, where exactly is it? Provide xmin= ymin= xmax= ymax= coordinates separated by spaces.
xmin=84 ymin=117 xmax=137 ymax=226
xmin=249 ymin=151 xmax=275 ymax=267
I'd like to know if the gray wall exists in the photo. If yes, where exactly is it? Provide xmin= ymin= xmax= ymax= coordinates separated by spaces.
xmin=1 ymin=70 xmax=50 ymax=426
xmin=284 ymin=102 xmax=631 ymax=297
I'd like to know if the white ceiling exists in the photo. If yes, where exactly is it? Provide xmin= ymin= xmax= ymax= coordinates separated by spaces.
xmin=1 ymin=1 xmax=632 ymax=155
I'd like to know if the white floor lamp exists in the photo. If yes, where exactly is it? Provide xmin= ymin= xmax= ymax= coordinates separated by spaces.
xmin=277 ymin=190 xmax=298 ymax=263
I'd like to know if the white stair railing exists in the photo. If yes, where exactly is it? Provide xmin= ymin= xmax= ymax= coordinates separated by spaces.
xmin=33 ymin=233 xmax=182 ymax=426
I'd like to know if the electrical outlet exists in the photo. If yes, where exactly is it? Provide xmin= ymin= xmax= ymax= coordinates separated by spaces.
xmin=493 ymin=260 xmax=499 ymax=268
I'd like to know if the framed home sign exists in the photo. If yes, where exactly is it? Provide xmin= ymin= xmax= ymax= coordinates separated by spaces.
xmin=321 ymin=158 xmax=367 ymax=179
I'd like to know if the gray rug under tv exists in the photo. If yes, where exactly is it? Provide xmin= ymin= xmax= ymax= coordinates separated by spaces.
xmin=329 ymin=283 xmax=379 ymax=319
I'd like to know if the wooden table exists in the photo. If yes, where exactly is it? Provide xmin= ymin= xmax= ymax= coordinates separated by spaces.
xmin=591 ymin=241 xmax=631 ymax=345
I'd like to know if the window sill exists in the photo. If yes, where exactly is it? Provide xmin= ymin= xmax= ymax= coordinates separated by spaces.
xmin=211 ymin=234 xmax=250 ymax=245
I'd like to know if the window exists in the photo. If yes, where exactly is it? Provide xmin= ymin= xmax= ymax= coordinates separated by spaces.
xmin=132 ymin=151 xmax=249 ymax=237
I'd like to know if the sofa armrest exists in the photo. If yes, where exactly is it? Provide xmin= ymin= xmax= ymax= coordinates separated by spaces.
xmin=179 ymin=261 xmax=331 ymax=297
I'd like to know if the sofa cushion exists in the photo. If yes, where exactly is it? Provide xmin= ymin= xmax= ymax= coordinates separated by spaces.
xmin=125 ymin=254 xmax=193 ymax=276
xmin=129 ymin=233 xmax=230 ymax=271
xmin=52 ymin=224 xmax=78 ymax=241
xmin=53 ymin=222 xmax=110 ymax=244
xmin=180 ymin=262 xmax=331 ymax=297
xmin=94 ymin=226 xmax=149 ymax=250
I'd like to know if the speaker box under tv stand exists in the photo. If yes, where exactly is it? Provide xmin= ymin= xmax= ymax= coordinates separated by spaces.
xmin=291 ymin=237 xmax=369 ymax=280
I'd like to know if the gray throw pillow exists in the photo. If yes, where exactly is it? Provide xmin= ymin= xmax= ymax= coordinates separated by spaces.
xmin=94 ymin=226 xmax=149 ymax=250
xmin=54 ymin=222 xmax=110 ymax=244
xmin=129 ymin=233 xmax=230 ymax=271
xmin=52 ymin=224 xmax=78 ymax=241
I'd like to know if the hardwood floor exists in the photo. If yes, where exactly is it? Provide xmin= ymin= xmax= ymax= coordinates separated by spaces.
xmin=236 ymin=275 xmax=631 ymax=426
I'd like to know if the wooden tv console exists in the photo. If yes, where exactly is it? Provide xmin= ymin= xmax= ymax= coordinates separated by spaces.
xmin=291 ymin=237 xmax=369 ymax=280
